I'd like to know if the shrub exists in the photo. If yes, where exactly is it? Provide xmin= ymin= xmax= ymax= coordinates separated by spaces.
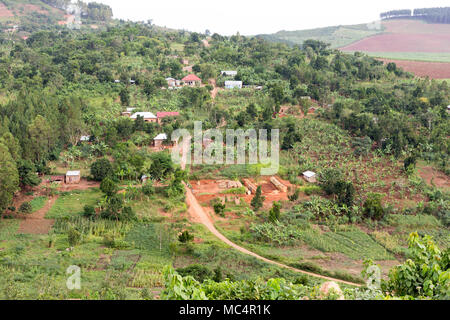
xmin=363 ymin=193 xmax=385 ymax=221
xmin=213 ymin=202 xmax=226 ymax=217
xmin=178 ymin=230 xmax=194 ymax=243
xmin=288 ymin=188 xmax=300 ymax=201
xmin=100 ymin=177 xmax=118 ymax=196
xmin=268 ymin=202 xmax=281 ymax=223
xmin=176 ymin=264 xmax=214 ymax=283
xmin=19 ymin=202 xmax=32 ymax=214
xmin=83 ymin=205 xmax=96 ymax=218
xmin=142 ymin=183 xmax=155 ymax=196
xmin=251 ymin=186 xmax=265 ymax=211
xmin=91 ymin=158 xmax=112 ymax=181
xmin=67 ymin=227 xmax=81 ymax=247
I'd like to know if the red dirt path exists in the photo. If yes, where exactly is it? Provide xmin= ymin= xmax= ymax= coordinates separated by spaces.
xmin=184 ymin=183 xmax=361 ymax=287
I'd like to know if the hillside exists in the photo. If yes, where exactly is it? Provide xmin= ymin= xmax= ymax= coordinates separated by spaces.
xmin=261 ymin=18 xmax=450 ymax=79
xmin=258 ymin=23 xmax=384 ymax=49
xmin=0 ymin=0 xmax=113 ymax=37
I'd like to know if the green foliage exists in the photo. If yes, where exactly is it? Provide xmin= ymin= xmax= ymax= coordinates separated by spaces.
xmin=83 ymin=205 xmax=96 ymax=218
xmin=178 ymin=230 xmax=194 ymax=243
xmin=91 ymin=158 xmax=113 ymax=181
xmin=149 ymin=152 xmax=174 ymax=181
xmin=100 ymin=177 xmax=118 ymax=197
xmin=142 ymin=183 xmax=155 ymax=196
xmin=268 ymin=202 xmax=281 ymax=223
xmin=0 ymin=143 xmax=19 ymax=213
xmin=67 ymin=227 xmax=81 ymax=247
xmin=19 ymin=202 xmax=32 ymax=214
xmin=213 ymin=202 xmax=226 ymax=217
xmin=382 ymin=233 xmax=449 ymax=299
xmin=176 ymin=264 xmax=214 ymax=283
xmin=288 ymin=188 xmax=300 ymax=201
xmin=251 ymin=186 xmax=265 ymax=212
xmin=363 ymin=193 xmax=385 ymax=221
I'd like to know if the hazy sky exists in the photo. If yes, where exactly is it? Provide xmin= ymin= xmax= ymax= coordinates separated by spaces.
xmin=86 ymin=0 xmax=450 ymax=35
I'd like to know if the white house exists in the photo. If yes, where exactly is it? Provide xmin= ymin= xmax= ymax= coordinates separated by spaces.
xmin=225 ymin=81 xmax=243 ymax=89
xmin=303 ymin=171 xmax=317 ymax=183
xmin=221 ymin=70 xmax=237 ymax=77
xmin=80 ymin=135 xmax=90 ymax=142
xmin=130 ymin=112 xmax=157 ymax=123
xmin=153 ymin=133 xmax=168 ymax=147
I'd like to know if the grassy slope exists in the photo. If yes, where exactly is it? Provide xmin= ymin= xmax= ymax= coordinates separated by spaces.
xmin=262 ymin=19 xmax=450 ymax=63
xmin=258 ymin=23 xmax=384 ymax=49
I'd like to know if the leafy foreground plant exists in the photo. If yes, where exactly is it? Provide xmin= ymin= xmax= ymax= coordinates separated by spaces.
xmin=161 ymin=233 xmax=449 ymax=300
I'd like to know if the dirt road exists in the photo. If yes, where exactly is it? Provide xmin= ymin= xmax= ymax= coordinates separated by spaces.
xmin=17 ymin=196 xmax=58 ymax=234
xmin=184 ymin=183 xmax=361 ymax=287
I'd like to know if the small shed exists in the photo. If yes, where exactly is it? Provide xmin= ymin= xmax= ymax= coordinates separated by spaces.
xmin=303 ymin=171 xmax=317 ymax=183
xmin=65 ymin=171 xmax=81 ymax=184
xmin=154 ymin=133 xmax=168 ymax=148
xmin=221 ymin=70 xmax=238 ymax=77
xmin=225 ymin=81 xmax=243 ymax=89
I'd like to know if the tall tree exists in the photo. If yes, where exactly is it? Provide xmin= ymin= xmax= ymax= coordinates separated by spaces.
xmin=28 ymin=115 xmax=54 ymax=162
xmin=0 ymin=143 xmax=19 ymax=213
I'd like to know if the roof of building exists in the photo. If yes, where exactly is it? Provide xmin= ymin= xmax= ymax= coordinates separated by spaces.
xmin=80 ymin=135 xmax=90 ymax=141
xmin=126 ymin=107 xmax=136 ymax=112
xmin=154 ymin=133 xmax=168 ymax=140
xmin=225 ymin=80 xmax=243 ymax=85
xmin=157 ymin=112 xmax=180 ymax=118
xmin=182 ymin=74 xmax=201 ymax=82
xmin=66 ymin=171 xmax=81 ymax=176
xmin=222 ymin=70 xmax=237 ymax=74
xmin=130 ymin=112 xmax=157 ymax=119
xmin=303 ymin=171 xmax=316 ymax=178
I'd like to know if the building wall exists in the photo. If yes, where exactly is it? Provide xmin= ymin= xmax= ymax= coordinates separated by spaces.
xmin=65 ymin=175 xmax=81 ymax=184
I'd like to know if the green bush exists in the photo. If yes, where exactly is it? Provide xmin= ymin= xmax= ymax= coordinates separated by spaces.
xmin=67 ymin=227 xmax=81 ymax=247
xmin=83 ymin=205 xmax=96 ymax=218
xmin=142 ymin=183 xmax=155 ymax=196
xmin=176 ymin=264 xmax=214 ymax=283
xmin=363 ymin=193 xmax=385 ymax=221
xmin=178 ymin=230 xmax=194 ymax=243
xmin=19 ymin=202 xmax=32 ymax=214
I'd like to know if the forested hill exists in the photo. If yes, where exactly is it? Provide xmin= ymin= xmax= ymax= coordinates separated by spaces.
xmin=0 ymin=0 xmax=113 ymax=36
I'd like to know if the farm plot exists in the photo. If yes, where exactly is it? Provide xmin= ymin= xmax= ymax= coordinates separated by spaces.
xmin=46 ymin=189 xmax=102 ymax=219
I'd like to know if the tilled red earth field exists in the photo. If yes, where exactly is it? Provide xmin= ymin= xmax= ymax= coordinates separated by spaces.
xmin=378 ymin=58 xmax=450 ymax=79
xmin=341 ymin=33 xmax=450 ymax=53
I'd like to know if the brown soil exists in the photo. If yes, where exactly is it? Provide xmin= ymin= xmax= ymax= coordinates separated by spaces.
xmin=377 ymin=58 xmax=450 ymax=79
xmin=17 ymin=196 xmax=58 ymax=235
xmin=417 ymin=166 xmax=450 ymax=189
xmin=0 ymin=3 xmax=14 ymax=18
xmin=341 ymin=33 xmax=450 ymax=53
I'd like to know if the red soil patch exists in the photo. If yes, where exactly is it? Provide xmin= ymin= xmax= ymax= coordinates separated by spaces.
xmin=0 ymin=3 xmax=14 ymax=18
xmin=377 ymin=58 xmax=450 ymax=79
xmin=417 ymin=166 xmax=450 ymax=189
xmin=383 ymin=19 xmax=450 ymax=35
xmin=341 ymin=33 xmax=450 ymax=53
xmin=17 ymin=196 xmax=58 ymax=235
xmin=191 ymin=177 xmax=293 ymax=211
